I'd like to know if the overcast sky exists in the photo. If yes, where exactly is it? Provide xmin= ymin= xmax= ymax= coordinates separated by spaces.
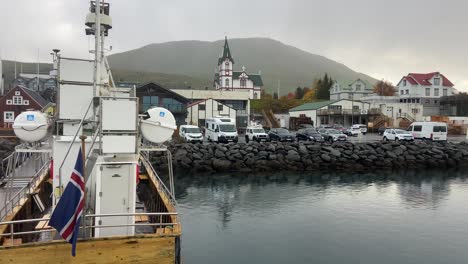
xmin=1 ymin=0 xmax=467 ymax=90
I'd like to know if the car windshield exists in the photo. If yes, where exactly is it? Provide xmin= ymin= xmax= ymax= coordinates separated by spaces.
xmin=395 ymin=130 xmax=408 ymax=134
xmin=253 ymin=128 xmax=265 ymax=133
xmin=219 ymin=124 xmax=236 ymax=132
xmin=327 ymin=129 xmax=341 ymax=134
xmin=305 ymin=129 xmax=317 ymax=134
xmin=185 ymin=127 xmax=200 ymax=133
xmin=277 ymin=128 xmax=290 ymax=134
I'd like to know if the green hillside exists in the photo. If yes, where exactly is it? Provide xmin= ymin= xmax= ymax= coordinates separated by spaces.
xmin=108 ymin=38 xmax=377 ymax=94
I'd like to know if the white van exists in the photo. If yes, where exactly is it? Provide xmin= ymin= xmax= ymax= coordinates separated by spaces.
xmin=205 ymin=117 xmax=238 ymax=143
xmin=351 ymin=124 xmax=367 ymax=135
xmin=407 ymin=122 xmax=447 ymax=141
xmin=179 ymin=125 xmax=203 ymax=143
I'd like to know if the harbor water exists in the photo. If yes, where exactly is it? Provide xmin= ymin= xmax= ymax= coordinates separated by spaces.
xmin=176 ymin=170 xmax=468 ymax=264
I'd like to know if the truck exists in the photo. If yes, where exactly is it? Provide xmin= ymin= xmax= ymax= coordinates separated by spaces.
xmin=205 ymin=117 xmax=238 ymax=143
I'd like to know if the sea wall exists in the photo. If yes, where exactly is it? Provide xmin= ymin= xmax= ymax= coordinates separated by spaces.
xmin=150 ymin=141 xmax=468 ymax=174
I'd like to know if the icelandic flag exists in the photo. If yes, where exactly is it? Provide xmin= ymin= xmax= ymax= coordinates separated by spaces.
xmin=49 ymin=147 xmax=85 ymax=257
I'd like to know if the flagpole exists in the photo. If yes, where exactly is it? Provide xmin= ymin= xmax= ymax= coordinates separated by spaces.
xmin=79 ymin=135 xmax=87 ymax=238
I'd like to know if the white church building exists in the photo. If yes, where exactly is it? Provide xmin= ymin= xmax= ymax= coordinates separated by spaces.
xmin=214 ymin=37 xmax=264 ymax=99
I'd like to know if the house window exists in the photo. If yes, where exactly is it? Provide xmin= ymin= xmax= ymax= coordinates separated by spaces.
xmin=443 ymin=89 xmax=448 ymax=96
xmin=355 ymin=84 xmax=361 ymax=91
xmin=253 ymin=93 xmax=258 ymax=99
xmin=433 ymin=78 xmax=441 ymax=85
xmin=403 ymin=80 xmax=407 ymax=86
xmin=225 ymin=61 xmax=229 ymax=69
xmin=23 ymin=100 xmax=29 ymax=105
xmin=199 ymin=104 xmax=206 ymax=110
xmin=434 ymin=88 xmax=439 ymax=96
xmin=218 ymin=104 xmax=223 ymax=111
xmin=405 ymin=90 xmax=409 ymax=94
xmin=412 ymin=108 xmax=419 ymax=114
xmin=225 ymin=79 xmax=230 ymax=87
xmin=15 ymin=91 xmax=20 ymax=95
xmin=400 ymin=90 xmax=404 ymax=95
xmin=4 ymin=112 xmax=14 ymax=122
xmin=6 ymin=100 xmax=12 ymax=105
xmin=13 ymin=96 xmax=23 ymax=105
xmin=240 ymin=79 xmax=246 ymax=87
xmin=142 ymin=96 xmax=159 ymax=112
xmin=425 ymin=88 xmax=430 ymax=96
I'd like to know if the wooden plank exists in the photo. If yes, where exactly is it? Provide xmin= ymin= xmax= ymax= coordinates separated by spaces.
xmin=139 ymin=174 xmax=149 ymax=180
xmin=135 ymin=215 xmax=149 ymax=223
xmin=35 ymin=214 xmax=51 ymax=230
xmin=0 ymin=236 xmax=176 ymax=264
xmin=2 ymin=238 xmax=22 ymax=246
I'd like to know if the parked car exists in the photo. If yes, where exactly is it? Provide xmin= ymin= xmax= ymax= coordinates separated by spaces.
xmin=319 ymin=124 xmax=333 ymax=129
xmin=383 ymin=128 xmax=414 ymax=141
xmin=407 ymin=122 xmax=447 ymax=141
xmin=345 ymin=127 xmax=359 ymax=137
xmin=378 ymin=126 xmax=388 ymax=136
xmin=298 ymin=124 xmax=314 ymax=130
xmin=268 ymin=128 xmax=295 ymax=142
xmin=245 ymin=126 xmax=268 ymax=142
xmin=332 ymin=124 xmax=347 ymax=133
xmin=351 ymin=124 xmax=368 ymax=135
xmin=296 ymin=128 xmax=324 ymax=142
xmin=320 ymin=129 xmax=348 ymax=142
xmin=179 ymin=125 xmax=203 ymax=143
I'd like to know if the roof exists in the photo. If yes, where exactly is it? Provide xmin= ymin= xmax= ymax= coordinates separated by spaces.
xmin=333 ymin=79 xmax=373 ymax=90
xmin=289 ymin=100 xmax=339 ymax=111
xmin=136 ymin=82 xmax=189 ymax=102
xmin=17 ymin=86 xmax=48 ymax=107
xmin=232 ymin=71 xmax=264 ymax=87
xmin=402 ymin=72 xmax=454 ymax=87
xmin=187 ymin=98 xmax=234 ymax=109
xmin=218 ymin=36 xmax=234 ymax=65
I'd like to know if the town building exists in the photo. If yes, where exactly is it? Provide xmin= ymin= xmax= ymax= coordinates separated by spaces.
xmin=396 ymin=72 xmax=456 ymax=99
xmin=186 ymin=98 xmax=236 ymax=127
xmin=172 ymin=88 xmax=251 ymax=128
xmin=329 ymin=79 xmax=374 ymax=100
xmin=214 ymin=37 xmax=264 ymax=99
xmin=0 ymin=85 xmax=48 ymax=128
xmin=289 ymin=99 xmax=379 ymax=127
xmin=136 ymin=82 xmax=189 ymax=126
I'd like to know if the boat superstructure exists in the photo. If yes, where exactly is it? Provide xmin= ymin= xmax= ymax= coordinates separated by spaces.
xmin=0 ymin=1 xmax=181 ymax=263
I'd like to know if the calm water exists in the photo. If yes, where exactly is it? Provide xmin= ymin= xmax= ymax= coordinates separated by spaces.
xmin=175 ymin=170 xmax=468 ymax=264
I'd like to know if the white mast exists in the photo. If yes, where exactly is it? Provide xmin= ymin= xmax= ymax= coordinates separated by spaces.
xmin=94 ymin=0 xmax=101 ymax=97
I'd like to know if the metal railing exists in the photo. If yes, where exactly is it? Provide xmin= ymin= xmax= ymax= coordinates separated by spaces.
xmin=0 ymin=156 xmax=51 ymax=221
xmin=0 ymin=212 xmax=179 ymax=247
xmin=140 ymin=152 xmax=177 ymax=207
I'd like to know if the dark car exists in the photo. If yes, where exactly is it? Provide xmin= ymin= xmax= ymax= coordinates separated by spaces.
xmin=320 ymin=128 xmax=348 ymax=142
xmin=296 ymin=128 xmax=324 ymax=142
xmin=268 ymin=128 xmax=295 ymax=142
xmin=298 ymin=124 xmax=314 ymax=130
xmin=378 ymin=126 xmax=388 ymax=136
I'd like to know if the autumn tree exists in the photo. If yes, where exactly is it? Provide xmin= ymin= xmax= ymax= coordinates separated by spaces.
xmin=373 ymin=80 xmax=397 ymax=96
xmin=303 ymin=88 xmax=316 ymax=102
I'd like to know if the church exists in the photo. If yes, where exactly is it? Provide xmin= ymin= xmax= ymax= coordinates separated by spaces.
xmin=214 ymin=37 xmax=264 ymax=99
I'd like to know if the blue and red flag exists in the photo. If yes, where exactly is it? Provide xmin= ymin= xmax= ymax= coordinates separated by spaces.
xmin=49 ymin=147 xmax=85 ymax=257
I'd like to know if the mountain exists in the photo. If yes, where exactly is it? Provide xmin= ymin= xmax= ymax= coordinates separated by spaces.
xmin=107 ymin=38 xmax=377 ymax=94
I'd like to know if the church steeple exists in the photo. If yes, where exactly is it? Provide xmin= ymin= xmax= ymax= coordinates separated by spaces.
xmin=218 ymin=36 xmax=234 ymax=65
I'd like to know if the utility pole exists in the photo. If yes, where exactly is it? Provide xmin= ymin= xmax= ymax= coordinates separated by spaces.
xmin=277 ymin=80 xmax=280 ymax=99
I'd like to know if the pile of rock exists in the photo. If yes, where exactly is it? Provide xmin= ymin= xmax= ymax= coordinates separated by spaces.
xmin=149 ymin=141 xmax=468 ymax=174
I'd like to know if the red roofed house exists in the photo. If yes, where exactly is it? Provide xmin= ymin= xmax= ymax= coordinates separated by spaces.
xmin=0 ymin=85 xmax=48 ymax=128
xmin=396 ymin=72 xmax=456 ymax=98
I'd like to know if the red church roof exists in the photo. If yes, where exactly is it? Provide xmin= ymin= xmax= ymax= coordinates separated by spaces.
xmin=404 ymin=72 xmax=454 ymax=87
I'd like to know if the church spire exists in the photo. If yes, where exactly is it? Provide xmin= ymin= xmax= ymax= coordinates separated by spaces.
xmin=218 ymin=36 xmax=234 ymax=65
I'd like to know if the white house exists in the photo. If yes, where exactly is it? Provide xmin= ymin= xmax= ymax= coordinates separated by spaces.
xmin=172 ymin=88 xmax=250 ymax=128
xmin=396 ymin=72 xmax=456 ymax=98
xmin=214 ymin=37 xmax=263 ymax=99
xmin=289 ymin=99 xmax=372 ymax=127
xmin=186 ymin=98 xmax=236 ymax=127
xmin=329 ymin=79 xmax=374 ymax=100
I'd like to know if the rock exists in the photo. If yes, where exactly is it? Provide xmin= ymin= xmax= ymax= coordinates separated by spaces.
xmin=386 ymin=151 xmax=397 ymax=159
xmin=321 ymin=154 xmax=331 ymax=162
xmin=214 ymin=149 xmax=226 ymax=158
xmin=212 ymin=159 xmax=231 ymax=171
xmin=286 ymin=153 xmax=301 ymax=162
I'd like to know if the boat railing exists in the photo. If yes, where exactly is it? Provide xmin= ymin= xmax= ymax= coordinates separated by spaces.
xmin=0 ymin=155 xmax=51 ymax=221
xmin=140 ymin=151 xmax=177 ymax=207
xmin=0 ymin=212 xmax=180 ymax=247
xmin=1 ymin=149 xmax=33 ymax=182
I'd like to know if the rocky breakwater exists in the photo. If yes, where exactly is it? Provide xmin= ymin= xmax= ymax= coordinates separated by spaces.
xmin=150 ymin=141 xmax=468 ymax=173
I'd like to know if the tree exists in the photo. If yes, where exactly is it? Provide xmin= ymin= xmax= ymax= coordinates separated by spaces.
xmin=295 ymin=87 xmax=304 ymax=99
xmin=373 ymin=80 xmax=397 ymax=96
xmin=303 ymin=88 xmax=316 ymax=102
xmin=273 ymin=92 xmax=279 ymax=99
xmin=314 ymin=74 xmax=332 ymax=100
xmin=287 ymin=92 xmax=295 ymax=99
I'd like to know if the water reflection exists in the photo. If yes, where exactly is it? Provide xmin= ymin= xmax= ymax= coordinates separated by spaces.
xmin=175 ymin=169 xmax=467 ymax=227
